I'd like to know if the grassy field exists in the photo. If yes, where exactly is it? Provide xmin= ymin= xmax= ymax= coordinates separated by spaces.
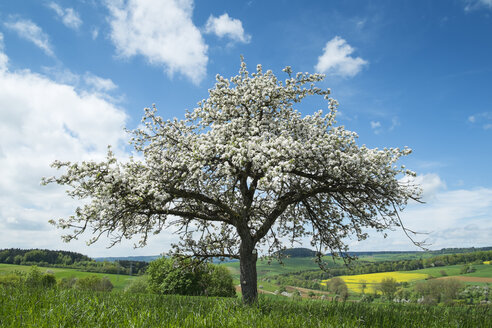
xmin=354 ymin=252 xmax=434 ymax=262
xmin=402 ymin=264 xmax=492 ymax=279
xmin=223 ymin=256 xmax=344 ymax=279
xmin=0 ymin=263 xmax=137 ymax=291
xmin=1 ymin=286 xmax=490 ymax=328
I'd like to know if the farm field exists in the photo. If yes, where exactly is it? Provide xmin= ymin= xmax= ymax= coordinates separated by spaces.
xmin=1 ymin=286 xmax=490 ymax=328
xmin=320 ymin=263 xmax=492 ymax=294
xmin=321 ymin=272 xmax=428 ymax=293
xmin=0 ymin=263 xmax=137 ymax=291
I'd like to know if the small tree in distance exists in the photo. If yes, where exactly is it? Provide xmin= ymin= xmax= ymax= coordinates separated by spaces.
xmin=43 ymin=59 xmax=421 ymax=304
xmin=378 ymin=277 xmax=399 ymax=300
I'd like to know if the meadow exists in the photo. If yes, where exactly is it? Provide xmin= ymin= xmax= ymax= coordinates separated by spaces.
xmin=1 ymin=285 xmax=491 ymax=328
xmin=0 ymin=263 xmax=137 ymax=291
xmin=223 ymin=256 xmax=343 ymax=279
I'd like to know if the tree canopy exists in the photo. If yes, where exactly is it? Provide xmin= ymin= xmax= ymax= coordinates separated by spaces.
xmin=43 ymin=59 xmax=421 ymax=303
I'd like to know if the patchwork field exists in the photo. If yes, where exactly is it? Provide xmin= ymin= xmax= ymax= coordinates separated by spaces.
xmin=321 ymin=272 xmax=428 ymax=293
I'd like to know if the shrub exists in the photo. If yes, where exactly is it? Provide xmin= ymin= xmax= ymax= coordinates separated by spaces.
xmin=204 ymin=265 xmax=236 ymax=297
xmin=41 ymin=274 xmax=56 ymax=287
xmin=0 ymin=274 xmax=22 ymax=287
xmin=460 ymin=264 xmax=476 ymax=274
xmin=124 ymin=276 xmax=149 ymax=294
xmin=58 ymin=276 xmax=77 ymax=289
xmin=378 ymin=277 xmax=399 ymax=300
xmin=75 ymin=276 xmax=113 ymax=292
xmin=415 ymin=278 xmax=463 ymax=304
xmin=25 ymin=266 xmax=43 ymax=287
xmin=327 ymin=277 xmax=348 ymax=301
xmin=147 ymin=257 xmax=235 ymax=297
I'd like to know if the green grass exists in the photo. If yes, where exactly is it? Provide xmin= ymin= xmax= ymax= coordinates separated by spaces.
xmin=465 ymin=264 xmax=492 ymax=278
xmin=222 ymin=256 xmax=343 ymax=280
xmin=403 ymin=264 xmax=492 ymax=280
xmin=402 ymin=265 xmax=464 ymax=278
xmin=0 ymin=263 xmax=137 ymax=291
xmin=356 ymin=252 xmax=434 ymax=262
xmin=1 ymin=286 xmax=490 ymax=327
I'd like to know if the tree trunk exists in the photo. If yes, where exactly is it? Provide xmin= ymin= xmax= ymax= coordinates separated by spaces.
xmin=239 ymin=240 xmax=258 ymax=304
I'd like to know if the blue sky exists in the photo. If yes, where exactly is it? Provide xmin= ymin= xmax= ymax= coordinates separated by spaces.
xmin=0 ymin=0 xmax=491 ymax=257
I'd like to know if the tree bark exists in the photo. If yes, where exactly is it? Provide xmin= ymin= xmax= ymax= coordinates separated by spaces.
xmin=239 ymin=239 xmax=258 ymax=304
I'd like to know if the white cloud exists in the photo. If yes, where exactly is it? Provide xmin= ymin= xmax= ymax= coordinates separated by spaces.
xmin=0 ymin=48 xmax=139 ymax=256
xmin=47 ymin=2 xmax=82 ymax=30
xmin=465 ymin=0 xmax=492 ymax=11
xmin=370 ymin=121 xmax=381 ymax=129
xmin=4 ymin=18 xmax=54 ymax=57
xmin=0 ymin=33 xmax=8 ymax=72
xmin=204 ymin=13 xmax=251 ymax=43
xmin=84 ymin=73 xmax=117 ymax=92
xmin=91 ymin=28 xmax=99 ymax=40
xmin=315 ymin=36 xmax=368 ymax=78
xmin=370 ymin=120 xmax=381 ymax=134
xmin=468 ymin=112 xmax=492 ymax=130
xmin=106 ymin=0 xmax=208 ymax=84
xmin=349 ymin=174 xmax=492 ymax=251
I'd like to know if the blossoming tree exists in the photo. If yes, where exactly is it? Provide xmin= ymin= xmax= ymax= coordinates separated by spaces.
xmin=43 ymin=60 xmax=421 ymax=304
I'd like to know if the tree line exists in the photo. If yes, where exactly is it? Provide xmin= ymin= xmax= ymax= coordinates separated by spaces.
xmin=0 ymin=248 xmax=148 ymax=275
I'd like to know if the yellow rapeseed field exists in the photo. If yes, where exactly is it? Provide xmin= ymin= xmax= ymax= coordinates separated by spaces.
xmin=321 ymin=272 xmax=428 ymax=293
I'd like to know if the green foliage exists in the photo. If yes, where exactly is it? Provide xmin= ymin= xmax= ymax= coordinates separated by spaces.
xmin=204 ymin=265 xmax=236 ymax=297
xmin=327 ymin=277 xmax=348 ymax=301
xmin=0 ymin=274 xmax=22 ymax=287
xmin=147 ymin=257 xmax=204 ymax=295
xmin=0 ymin=266 xmax=57 ymax=288
xmin=415 ymin=278 xmax=464 ymax=304
xmin=58 ymin=276 xmax=77 ymax=289
xmin=460 ymin=264 xmax=476 ymax=274
xmin=0 ymin=263 xmax=137 ymax=291
xmin=1 ymin=286 xmax=491 ymax=327
xmin=0 ymin=248 xmax=91 ymax=265
xmin=147 ymin=257 xmax=236 ymax=297
xmin=124 ymin=276 xmax=149 ymax=294
xmin=74 ymin=276 xmax=114 ymax=292
xmin=378 ymin=277 xmax=399 ymax=300
xmin=0 ymin=248 xmax=147 ymax=276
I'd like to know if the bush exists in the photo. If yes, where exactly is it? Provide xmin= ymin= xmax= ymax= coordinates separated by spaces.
xmin=415 ymin=278 xmax=463 ymax=304
xmin=58 ymin=276 xmax=77 ymax=289
xmin=124 ymin=276 xmax=149 ymax=294
xmin=327 ymin=277 xmax=348 ymax=301
xmin=75 ymin=276 xmax=113 ymax=292
xmin=41 ymin=274 xmax=56 ymax=287
xmin=0 ymin=274 xmax=22 ymax=287
xmin=460 ymin=264 xmax=476 ymax=274
xmin=204 ymin=265 xmax=236 ymax=297
xmin=378 ymin=277 xmax=399 ymax=300
xmin=147 ymin=257 xmax=235 ymax=297
xmin=25 ymin=266 xmax=43 ymax=287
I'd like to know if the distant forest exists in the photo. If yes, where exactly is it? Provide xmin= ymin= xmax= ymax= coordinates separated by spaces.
xmin=0 ymin=248 xmax=148 ymax=275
